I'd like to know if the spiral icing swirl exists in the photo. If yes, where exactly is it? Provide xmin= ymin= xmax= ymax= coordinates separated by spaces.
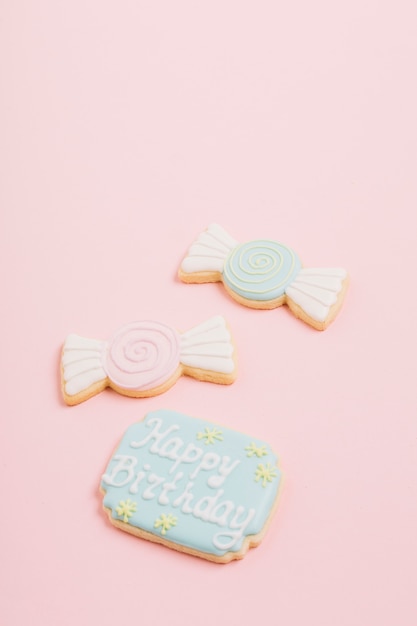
xmin=222 ymin=240 xmax=301 ymax=301
xmin=103 ymin=321 xmax=181 ymax=391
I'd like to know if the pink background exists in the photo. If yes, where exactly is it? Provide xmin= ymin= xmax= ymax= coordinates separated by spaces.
xmin=1 ymin=1 xmax=416 ymax=625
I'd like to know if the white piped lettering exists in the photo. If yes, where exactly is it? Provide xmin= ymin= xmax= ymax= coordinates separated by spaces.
xmin=102 ymin=455 xmax=137 ymax=487
xmin=130 ymin=417 xmax=180 ymax=453
xmin=189 ymin=452 xmax=220 ymax=480
xmin=212 ymin=507 xmax=256 ymax=550
xmin=172 ymin=481 xmax=195 ymax=513
xmin=102 ymin=417 xmax=274 ymax=555
xmin=207 ymin=456 xmax=241 ymax=488
xmin=158 ymin=472 xmax=184 ymax=505
xmin=142 ymin=473 xmax=167 ymax=500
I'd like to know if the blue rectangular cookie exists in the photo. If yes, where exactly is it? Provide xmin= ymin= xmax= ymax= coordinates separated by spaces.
xmin=101 ymin=409 xmax=282 ymax=563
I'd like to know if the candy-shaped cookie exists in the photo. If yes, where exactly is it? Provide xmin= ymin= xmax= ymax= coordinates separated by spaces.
xmin=61 ymin=316 xmax=236 ymax=405
xmin=101 ymin=409 xmax=282 ymax=563
xmin=179 ymin=224 xmax=348 ymax=330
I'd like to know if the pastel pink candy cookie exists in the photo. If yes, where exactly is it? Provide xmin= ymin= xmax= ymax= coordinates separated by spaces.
xmin=104 ymin=321 xmax=181 ymax=391
xmin=62 ymin=316 xmax=236 ymax=405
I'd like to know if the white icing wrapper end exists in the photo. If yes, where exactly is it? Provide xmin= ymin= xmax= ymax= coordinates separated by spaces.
xmin=179 ymin=316 xmax=235 ymax=374
xmin=62 ymin=334 xmax=107 ymax=396
xmin=285 ymin=268 xmax=347 ymax=323
xmin=180 ymin=224 xmax=238 ymax=275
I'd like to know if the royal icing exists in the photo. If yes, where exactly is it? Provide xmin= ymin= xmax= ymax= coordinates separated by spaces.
xmin=62 ymin=316 xmax=235 ymax=400
xmin=223 ymin=240 xmax=302 ymax=301
xmin=180 ymin=224 xmax=348 ymax=325
xmin=285 ymin=268 xmax=348 ymax=322
xmin=104 ymin=321 xmax=181 ymax=391
xmin=101 ymin=410 xmax=281 ymax=560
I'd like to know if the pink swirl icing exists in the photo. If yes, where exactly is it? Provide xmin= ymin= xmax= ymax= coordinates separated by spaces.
xmin=103 ymin=321 xmax=181 ymax=391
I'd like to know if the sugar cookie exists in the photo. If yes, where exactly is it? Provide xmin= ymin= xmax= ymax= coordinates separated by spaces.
xmin=101 ymin=409 xmax=282 ymax=563
xmin=179 ymin=223 xmax=348 ymax=330
xmin=61 ymin=316 xmax=236 ymax=405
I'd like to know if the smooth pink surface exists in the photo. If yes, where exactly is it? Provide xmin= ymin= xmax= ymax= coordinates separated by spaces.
xmin=1 ymin=2 xmax=416 ymax=625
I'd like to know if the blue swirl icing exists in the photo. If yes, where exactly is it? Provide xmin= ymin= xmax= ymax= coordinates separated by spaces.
xmin=222 ymin=239 xmax=302 ymax=301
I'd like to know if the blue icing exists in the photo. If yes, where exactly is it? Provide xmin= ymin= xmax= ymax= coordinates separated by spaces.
xmin=222 ymin=239 xmax=301 ymax=301
xmin=101 ymin=409 xmax=281 ymax=557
